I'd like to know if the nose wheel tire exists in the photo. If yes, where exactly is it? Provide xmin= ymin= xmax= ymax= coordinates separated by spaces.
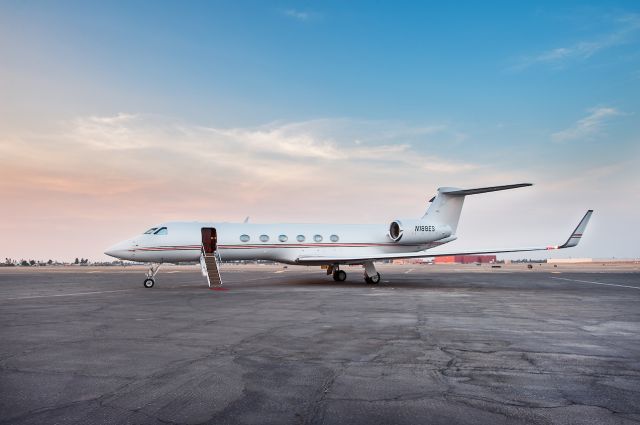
xmin=365 ymin=273 xmax=381 ymax=284
xmin=332 ymin=270 xmax=347 ymax=282
xmin=143 ymin=278 xmax=155 ymax=288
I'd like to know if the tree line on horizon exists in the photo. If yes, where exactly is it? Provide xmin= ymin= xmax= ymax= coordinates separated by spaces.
xmin=1 ymin=258 xmax=125 ymax=267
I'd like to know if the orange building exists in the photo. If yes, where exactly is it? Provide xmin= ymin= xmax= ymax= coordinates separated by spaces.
xmin=434 ymin=255 xmax=497 ymax=264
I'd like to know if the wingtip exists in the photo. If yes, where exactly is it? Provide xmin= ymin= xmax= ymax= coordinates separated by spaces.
xmin=558 ymin=210 xmax=593 ymax=249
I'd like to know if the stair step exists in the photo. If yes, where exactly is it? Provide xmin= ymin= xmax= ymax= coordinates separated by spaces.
xmin=200 ymin=250 xmax=222 ymax=287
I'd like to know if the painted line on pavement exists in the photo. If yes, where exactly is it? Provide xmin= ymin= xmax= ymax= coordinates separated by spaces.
xmin=550 ymin=276 xmax=640 ymax=290
xmin=4 ymin=289 xmax=134 ymax=300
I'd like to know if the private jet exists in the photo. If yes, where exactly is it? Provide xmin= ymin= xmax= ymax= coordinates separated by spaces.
xmin=104 ymin=183 xmax=593 ymax=288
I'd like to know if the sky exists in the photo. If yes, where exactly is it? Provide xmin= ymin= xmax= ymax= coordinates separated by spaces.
xmin=1 ymin=0 xmax=639 ymax=262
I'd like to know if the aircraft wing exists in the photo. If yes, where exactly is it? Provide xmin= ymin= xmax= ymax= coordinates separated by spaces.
xmin=296 ymin=210 xmax=593 ymax=265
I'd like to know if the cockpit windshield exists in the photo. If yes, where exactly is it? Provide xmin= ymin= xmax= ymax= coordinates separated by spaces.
xmin=143 ymin=227 xmax=168 ymax=235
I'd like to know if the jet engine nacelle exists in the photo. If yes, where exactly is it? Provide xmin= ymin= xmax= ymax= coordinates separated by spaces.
xmin=388 ymin=219 xmax=453 ymax=244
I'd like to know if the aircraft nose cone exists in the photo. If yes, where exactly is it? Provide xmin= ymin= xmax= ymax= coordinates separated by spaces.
xmin=104 ymin=245 xmax=123 ymax=258
xmin=104 ymin=240 xmax=133 ymax=259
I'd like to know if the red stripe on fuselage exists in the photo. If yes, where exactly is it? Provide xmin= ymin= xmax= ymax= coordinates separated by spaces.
xmin=133 ymin=242 xmax=440 ymax=252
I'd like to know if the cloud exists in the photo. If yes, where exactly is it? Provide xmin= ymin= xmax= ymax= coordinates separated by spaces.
xmin=551 ymin=107 xmax=622 ymax=142
xmin=0 ymin=115 xmax=483 ymax=211
xmin=282 ymin=9 xmax=314 ymax=22
xmin=70 ymin=113 xmax=143 ymax=150
xmin=513 ymin=13 xmax=640 ymax=70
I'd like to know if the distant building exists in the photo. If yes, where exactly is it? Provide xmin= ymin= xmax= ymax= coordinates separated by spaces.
xmin=392 ymin=258 xmax=431 ymax=265
xmin=547 ymin=258 xmax=639 ymax=264
xmin=547 ymin=258 xmax=593 ymax=264
xmin=434 ymin=255 xmax=497 ymax=264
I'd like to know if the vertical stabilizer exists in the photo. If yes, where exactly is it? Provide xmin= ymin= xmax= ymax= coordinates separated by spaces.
xmin=422 ymin=188 xmax=466 ymax=233
xmin=422 ymin=183 xmax=532 ymax=234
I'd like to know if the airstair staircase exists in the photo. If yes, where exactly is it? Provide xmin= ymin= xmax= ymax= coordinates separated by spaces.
xmin=200 ymin=250 xmax=222 ymax=287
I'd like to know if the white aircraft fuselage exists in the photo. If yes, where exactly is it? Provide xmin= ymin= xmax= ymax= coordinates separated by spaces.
xmin=105 ymin=221 xmax=456 ymax=265
xmin=104 ymin=183 xmax=593 ymax=288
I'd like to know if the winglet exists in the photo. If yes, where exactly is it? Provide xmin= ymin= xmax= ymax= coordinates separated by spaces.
xmin=553 ymin=210 xmax=593 ymax=249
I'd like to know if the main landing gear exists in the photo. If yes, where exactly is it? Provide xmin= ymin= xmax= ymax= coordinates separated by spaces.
xmin=143 ymin=263 xmax=161 ymax=288
xmin=333 ymin=269 xmax=347 ymax=282
xmin=364 ymin=272 xmax=381 ymax=285
xmin=363 ymin=261 xmax=381 ymax=285
xmin=327 ymin=262 xmax=381 ymax=284
xmin=327 ymin=264 xmax=347 ymax=281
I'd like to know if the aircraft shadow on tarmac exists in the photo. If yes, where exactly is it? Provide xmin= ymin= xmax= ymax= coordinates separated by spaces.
xmin=222 ymin=274 xmax=531 ymax=291
xmin=158 ymin=276 xmax=441 ymax=291
xmin=149 ymin=270 xmax=561 ymax=292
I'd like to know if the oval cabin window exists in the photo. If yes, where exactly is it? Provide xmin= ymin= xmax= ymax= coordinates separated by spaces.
xmin=296 ymin=235 xmax=305 ymax=242
xmin=240 ymin=234 xmax=250 ymax=242
xmin=279 ymin=234 xmax=288 ymax=242
xmin=259 ymin=234 xmax=269 ymax=242
xmin=314 ymin=234 xmax=323 ymax=242
xmin=330 ymin=234 xmax=339 ymax=242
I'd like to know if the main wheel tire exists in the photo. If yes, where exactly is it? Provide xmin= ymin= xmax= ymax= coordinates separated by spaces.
xmin=365 ymin=273 xmax=381 ymax=284
xmin=333 ymin=270 xmax=347 ymax=282
xmin=143 ymin=278 xmax=155 ymax=288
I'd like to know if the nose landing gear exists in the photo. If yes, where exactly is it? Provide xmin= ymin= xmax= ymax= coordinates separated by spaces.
xmin=143 ymin=263 xmax=161 ymax=288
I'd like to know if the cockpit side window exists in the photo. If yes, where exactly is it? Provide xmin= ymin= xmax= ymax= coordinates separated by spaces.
xmin=154 ymin=227 xmax=168 ymax=235
xmin=144 ymin=228 xmax=158 ymax=234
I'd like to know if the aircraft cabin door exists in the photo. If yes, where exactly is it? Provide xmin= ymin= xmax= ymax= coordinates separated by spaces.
xmin=201 ymin=228 xmax=217 ymax=254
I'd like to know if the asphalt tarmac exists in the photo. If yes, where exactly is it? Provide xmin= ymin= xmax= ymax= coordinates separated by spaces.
xmin=1 ymin=264 xmax=639 ymax=425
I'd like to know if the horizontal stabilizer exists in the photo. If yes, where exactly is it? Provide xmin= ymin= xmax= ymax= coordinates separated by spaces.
xmin=441 ymin=183 xmax=532 ymax=196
